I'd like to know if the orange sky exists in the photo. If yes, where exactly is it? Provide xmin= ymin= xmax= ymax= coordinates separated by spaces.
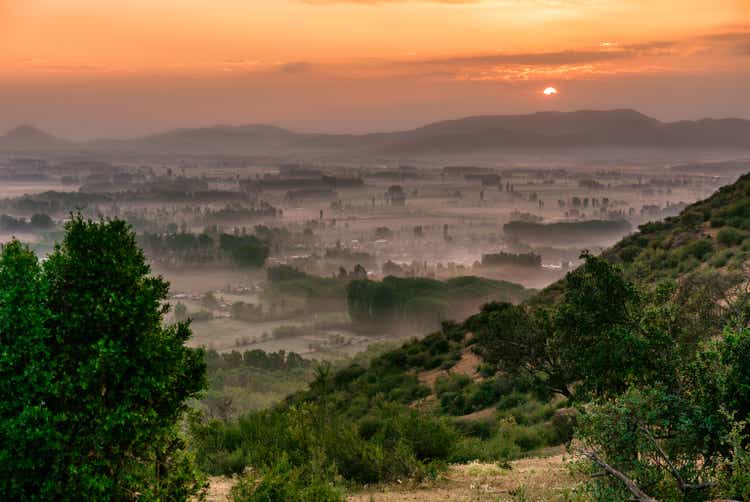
xmin=1 ymin=0 xmax=749 ymax=138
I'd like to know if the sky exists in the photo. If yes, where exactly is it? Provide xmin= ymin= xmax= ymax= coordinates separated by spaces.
xmin=0 ymin=0 xmax=749 ymax=139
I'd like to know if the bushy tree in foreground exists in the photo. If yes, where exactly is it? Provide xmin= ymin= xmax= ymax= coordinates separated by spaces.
xmin=0 ymin=216 xmax=206 ymax=500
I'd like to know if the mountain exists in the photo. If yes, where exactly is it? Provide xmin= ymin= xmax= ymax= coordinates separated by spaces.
xmin=4 ymin=110 xmax=750 ymax=154
xmin=0 ymin=125 xmax=68 ymax=151
xmin=113 ymin=109 xmax=750 ymax=155
xmin=98 ymin=124 xmax=298 ymax=154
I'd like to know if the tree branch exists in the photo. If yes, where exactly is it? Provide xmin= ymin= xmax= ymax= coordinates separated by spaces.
xmin=639 ymin=426 xmax=716 ymax=492
xmin=579 ymin=450 xmax=658 ymax=502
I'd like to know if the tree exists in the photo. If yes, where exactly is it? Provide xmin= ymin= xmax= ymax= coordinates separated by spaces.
xmin=472 ymin=253 xmax=678 ymax=400
xmin=0 ymin=217 xmax=207 ymax=500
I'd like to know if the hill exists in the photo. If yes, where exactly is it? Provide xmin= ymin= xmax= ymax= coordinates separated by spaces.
xmin=5 ymin=109 xmax=750 ymax=155
xmin=191 ymin=173 xmax=750 ymax=501
xmin=0 ymin=125 xmax=68 ymax=151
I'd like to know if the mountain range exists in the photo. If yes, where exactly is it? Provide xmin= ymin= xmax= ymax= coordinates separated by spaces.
xmin=2 ymin=109 xmax=750 ymax=155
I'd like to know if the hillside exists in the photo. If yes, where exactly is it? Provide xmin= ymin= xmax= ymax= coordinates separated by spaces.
xmin=5 ymin=109 xmax=750 ymax=155
xmin=292 ymin=172 xmax=750 ymax=413
xmin=192 ymin=173 xmax=750 ymax=501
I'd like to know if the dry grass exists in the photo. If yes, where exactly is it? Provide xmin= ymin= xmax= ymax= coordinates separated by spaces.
xmin=348 ymin=453 xmax=579 ymax=501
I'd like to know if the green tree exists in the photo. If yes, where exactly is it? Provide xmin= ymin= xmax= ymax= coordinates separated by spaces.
xmin=0 ymin=217 xmax=207 ymax=500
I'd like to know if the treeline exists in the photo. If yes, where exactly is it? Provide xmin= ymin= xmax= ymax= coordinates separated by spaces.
xmin=480 ymin=251 xmax=541 ymax=268
xmin=206 ymin=348 xmax=310 ymax=373
xmin=347 ymin=275 xmax=531 ymax=331
xmin=138 ymin=231 xmax=269 ymax=268
xmin=264 ymin=265 xmax=349 ymax=315
xmin=0 ymin=213 xmax=54 ymax=231
xmin=200 ymin=201 xmax=280 ymax=223
xmin=503 ymin=219 xmax=632 ymax=245
xmin=0 ymin=188 xmax=252 ymax=215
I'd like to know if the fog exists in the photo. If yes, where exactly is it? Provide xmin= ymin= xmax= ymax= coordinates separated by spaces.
xmin=1 ymin=137 xmax=745 ymax=374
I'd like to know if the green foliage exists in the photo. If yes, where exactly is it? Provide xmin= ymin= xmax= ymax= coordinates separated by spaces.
xmin=473 ymin=254 xmax=696 ymax=401
xmin=347 ymin=275 xmax=530 ymax=331
xmin=191 ymin=401 xmax=455 ymax=489
xmin=265 ymin=266 xmax=348 ymax=314
xmin=435 ymin=375 xmax=515 ymax=416
xmin=572 ymin=304 xmax=750 ymax=500
xmin=231 ymin=454 xmax=343 ymax=502
xmin=717 ymin=227 xmax=746 ymax=246
xmin=218 ymin=233 xmax=270 ymax=267
xmin=716 ymin=423 xmax=750 ymax=501
xmin=0 ymin=241 xmax=57 ymax=497
xmin=604 ymin=173 xmax=750 ymax=281
xmin=0 ymin=217 xmax=206 ymax=500
xmin=680 ymin=238 xmax=714 ymax=260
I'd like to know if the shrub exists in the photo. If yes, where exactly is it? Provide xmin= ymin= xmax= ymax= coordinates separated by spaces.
xmin=717 ymin=227 xmax=745 ymax=246
xmin=231 ymin=455 xmax=343 ymax=502
xmin=681 ymin=238 xmax=714 ymax=260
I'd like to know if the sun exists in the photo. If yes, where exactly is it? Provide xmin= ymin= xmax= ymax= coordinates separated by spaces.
xmin=543 ymin=86 xmax=558 ymax=96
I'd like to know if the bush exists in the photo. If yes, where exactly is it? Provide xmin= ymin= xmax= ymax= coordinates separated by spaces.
xmin=231 ymin=455 xmax=343 ymax=502
xmin=191 ymin=401 xmax=458 ymax=490
xmin=717 ymin=227 xmax=746 ymax=246
xmin=681 ymin=238 xmax=714 ymax=260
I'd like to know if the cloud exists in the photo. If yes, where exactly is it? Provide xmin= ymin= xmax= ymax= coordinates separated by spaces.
xmin=222 ymin=59 xmax=262 ymax=72
xmin=406 ymin=49 xmax=632 ymax=68
xmin=278 ymin=61 xmax=311 ymax=74
xmin=22 ymin=60 xmax=108 ymax=73
xmin=699 ymin=31 xmax=750 ymax=55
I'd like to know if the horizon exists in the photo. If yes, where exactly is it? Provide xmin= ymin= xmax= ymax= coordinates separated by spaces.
xmin=5 ymin=107 xmax=750 ymax=142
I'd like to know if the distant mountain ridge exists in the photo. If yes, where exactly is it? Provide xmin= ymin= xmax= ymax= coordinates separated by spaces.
xmin=0 ymin=125 xmax=68 ymax=150
xmin=3 ymin=109 xmax=750 ymax=154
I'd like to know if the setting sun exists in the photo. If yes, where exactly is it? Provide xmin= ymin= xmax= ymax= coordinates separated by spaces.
xmin=543 ymin=87 xmax=558 ymax=96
